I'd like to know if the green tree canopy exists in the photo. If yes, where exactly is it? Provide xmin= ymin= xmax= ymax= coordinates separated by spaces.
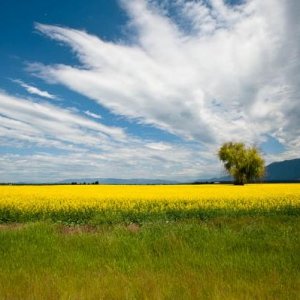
xmin=218 ymin=142 xmax=265 ymax=185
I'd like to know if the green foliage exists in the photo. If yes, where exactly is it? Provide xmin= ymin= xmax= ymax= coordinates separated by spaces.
xmin=218 ymin=142 xmax=265 ymax=185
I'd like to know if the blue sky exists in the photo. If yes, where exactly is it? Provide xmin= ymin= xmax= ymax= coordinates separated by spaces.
xmin=0 ymin=0 xmax=299 ymax=182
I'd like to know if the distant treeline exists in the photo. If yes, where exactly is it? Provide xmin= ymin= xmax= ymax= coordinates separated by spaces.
xmin=1 ymin=180 xmax=299 ymax=186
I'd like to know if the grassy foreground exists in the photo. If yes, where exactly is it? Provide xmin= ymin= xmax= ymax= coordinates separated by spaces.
xmin=0 ymin=216 xmax=299 ymax=299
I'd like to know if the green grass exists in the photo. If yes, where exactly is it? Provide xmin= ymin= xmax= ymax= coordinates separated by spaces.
xmin=0 ymin=216 xmax=299 ymax=299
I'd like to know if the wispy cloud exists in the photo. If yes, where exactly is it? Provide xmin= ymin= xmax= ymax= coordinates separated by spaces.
xmin=2 ymin=0 xmax=299 ymax=182
xmin=84 ymin=110 xmax=102 ymax=119
xmin=0 ymin=90 xmax=220 ymax=182
xmin=0 ymin=148 xmax=218 ymax=183
xmin=32 ymin=0 xmax=300 ymax=157
xmin=0 ymin=91 xmax=126 ymax=150
xmin=13 ymin=79 xmax=56 ymax=99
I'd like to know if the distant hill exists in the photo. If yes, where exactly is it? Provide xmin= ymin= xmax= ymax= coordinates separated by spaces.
xmin=58 ymin=178 xmax=178 ymax=184
xmin=197 ymin=158 xmax=300 ymax=183
xmin=266 ymin=158 xmax=300 ymax=181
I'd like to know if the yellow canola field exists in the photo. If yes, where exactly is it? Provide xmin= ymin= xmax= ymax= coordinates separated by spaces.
xmin=0 ymin=184 xmax=299 ymax=213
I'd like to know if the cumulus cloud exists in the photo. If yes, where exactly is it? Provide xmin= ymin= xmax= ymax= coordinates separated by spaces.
xmin=13 ymin=79 xmax=56 ymax=99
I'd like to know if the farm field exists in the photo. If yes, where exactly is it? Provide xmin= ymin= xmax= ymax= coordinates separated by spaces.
xmin=0 ymin=184 xmax=299 ymax=299
xmin=0 ymin=184 xmax=299 ymax=224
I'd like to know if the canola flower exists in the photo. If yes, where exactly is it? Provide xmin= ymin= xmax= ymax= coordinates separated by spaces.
xmin=0 ymin=184 xmax=299 ymax=223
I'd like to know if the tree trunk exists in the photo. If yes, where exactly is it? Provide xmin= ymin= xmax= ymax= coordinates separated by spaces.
xmin=234 ymin=181 xmax=244 ymax=185
xmin=234 ymin=174 xmax=245 ymax=185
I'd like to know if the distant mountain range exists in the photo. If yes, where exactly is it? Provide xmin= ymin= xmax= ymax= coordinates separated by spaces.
xmin=265 ymin=158 xmax=300 ymax=181
xmin=58 ymin=178 xmax=178 ymax=184
xmin=56 ymin=158 xmax=300 ymax=184
xmin=199 ymin=158 xmax=300 ymax=182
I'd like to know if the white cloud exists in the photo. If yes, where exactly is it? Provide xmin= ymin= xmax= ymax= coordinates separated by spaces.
xmin=84 ymin=110 xmax=102 ymax=119
xmin=0 ymin=90 xmax=221 ymax=182
xmin=0 ymin=148 xmax=219 ymax=183
xmin=13 ymin=79 xmax=56 ymax=99
xmin=31 ymin=0 xmax=300 ymax=157
xmin=1 ymin=0 xmax=299 ymax=182
xmin=146 ymin=142 xmax=172 ymax=151
xmin=0 ymin=91 xmax=126 ymax=150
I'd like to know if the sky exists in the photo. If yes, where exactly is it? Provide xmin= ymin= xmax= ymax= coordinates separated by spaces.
xmin=0 ymin=0 xmax=299 ymax=182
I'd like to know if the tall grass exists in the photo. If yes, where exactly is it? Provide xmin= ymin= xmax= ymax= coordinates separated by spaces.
xmin=0 ymin=216 xmax=299 ymax=299
xmin=0 ymin=184 xmax=299 ymax=298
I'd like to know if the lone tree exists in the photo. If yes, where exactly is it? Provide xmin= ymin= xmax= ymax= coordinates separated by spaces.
xmin=218 ymin=142 xmax=265 ymax=185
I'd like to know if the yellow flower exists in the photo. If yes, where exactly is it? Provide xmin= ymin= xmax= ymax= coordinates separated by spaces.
xmin=0 ymin=184 xmax=299 ymax=215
